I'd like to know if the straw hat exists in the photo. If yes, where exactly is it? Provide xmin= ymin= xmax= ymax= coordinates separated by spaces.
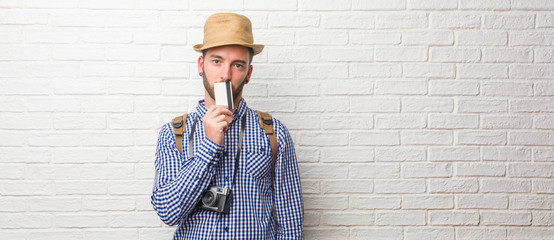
xmin=193 ymin=13 xmax=264 ymax=55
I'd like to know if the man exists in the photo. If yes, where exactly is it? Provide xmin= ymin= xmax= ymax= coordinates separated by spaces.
xmin=151 ymin=12 xmax=304 ymax=239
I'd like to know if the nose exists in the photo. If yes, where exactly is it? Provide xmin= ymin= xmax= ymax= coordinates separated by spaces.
xmin=219 ymin=64 xmax=231 ymax=81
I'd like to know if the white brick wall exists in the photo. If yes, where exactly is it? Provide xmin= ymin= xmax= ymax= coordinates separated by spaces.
xmin=0 ymin=1 xmax=553 ymax=239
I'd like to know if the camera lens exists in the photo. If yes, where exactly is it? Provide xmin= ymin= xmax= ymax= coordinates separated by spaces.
xmin=202 ymin=191 xmax=217 ymax=206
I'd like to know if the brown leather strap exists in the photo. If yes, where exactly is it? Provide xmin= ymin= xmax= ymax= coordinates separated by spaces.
xmin=171 ymin=114 xmax=188 ymax=153
xmin=256 ymin=111 xmax=278 ymax=164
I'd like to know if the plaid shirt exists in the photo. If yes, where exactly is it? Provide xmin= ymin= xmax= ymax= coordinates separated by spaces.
xmin=151 ymin=99 xmax=304 ymax=239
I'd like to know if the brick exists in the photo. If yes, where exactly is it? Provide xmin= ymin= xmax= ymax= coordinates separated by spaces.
xmin=269 ymin=47 xmax=321 ymax=63
xmin=321 ymin=114 xmax=372 ymax=130
xmin=456 ymin=163 xmax=505 ymax=177
xmin=457 ymin=195 xmax=508 ymax=209
xmin=429 ymin=179 xmax=478 ymax=193
xmin=139 ymin=229 xmax=178 ymax=239
xmin=0 ymin=46 xmax=49 ymax=61
xmin=0 ymin=214 xmax=52 ymax=228
xmin=29 ymin=133 xmax=80 ymax=147
xmin=510 ymin=32 xmax=554 ymax=46
xmin=457 ymin=227 xmax=507 ymax=240
xmin=511 ymin=0 xmax=554 ymax=9
xmin=0 ymin=197 xmax=26 ymax=212
xmin=403 ymin=163 xmax=452 ymax=178
xmin=351 ymin=64 xmax=402 ymax=78
xmin=405 ymin=228 xmax=455 ymax=240
xmin=351 ymin=97 xmax=400 ymax=113
xmin=510 ymin=195 xmax=554 ymax=210
xmin=84 ymin=229 xmax=138 ymax=240
xmin=83 ymin=197 xmax=135 ymax=211
xmin=404 ymin=64 xmax=455 ymax=78
xmin=533 ymin=147 xmax=554 ymax=162
xmin=323 ymin=13 xmax=375 ymax=29
xmin=534 ymin=179 xmax=554 ymax=193
xmin=304 ymin=211 xmax=320 ymax=226
xmin=508 ymin=163 xmax=554 ymax=177
xmin=508 ymin=228 xmax=554 ymax=240
xmin=430 ymin=13 xmax=481 ymax=29
xmin=457 ymin=31 xmax=507 ymax=46
xmin=458 ymin=64 xmax=508 ymax=79
xmin=375 ymin=147 xmax=426 ymax=162
xmin=430 ymin=211 xmax=479 ymax=226
xmin=402 ymin=97 xmax=454 ymax=113
xmin=108 ymin=180 xmax=152 ymax=195
xmin=0 ymin=148 xmax=51 ymax=163
xmin=0 ymin=28 xmax=23 ymax=43
xmin=536 ymin=82 xmax=554 ymax=96
xmin=376 ymin=13 xmax=427 ymax=29
xmin=350 ymin=228 xmax=403 ymax=240
xmin=401 ymin=130 xmax=453 ymax=145
xmin=56 ymin=181 xmax=107 ymax=195
xmin=533 ymin=211 xmax=554 ymax=226
xmin=322 ymin=180 xmax=373 ymax=194
xmin=82 ymin=63 xmax=134 ymax=77
xmin=484 ymin=14 xmax=534 ymax=29
xmin=25 ymin=0 xmax=78 ymax=8
xmin=110 ymin=213 xmax=161 ymax=227
xmin=56 ymin=214 xmax=108 ymax=228
xmin=510 ymin=64 xmax=554 ymax=79
xmin=458 ymin=99 xmax=508 ymax=113
xmin=375 ymin=211 xmax=426 ymax=226
xmin=429 ymin=80 xmax=479 ymax=96
xmin=81 ymin=164 xmax=134 ymax=180
xmin=26 ymin=28 xmax=79 ymax=44
xmin=430 ymin=47 xmax=481 ymax=63
xmin=375 ymin=47 xmax=427 ymax=62
xmin=402 ymin=195 xmax=453 ymax=209
xmin=375 ymin=180 xmax=425 ymax=193
xmin=298 ymin=97 xmax=349 ymax=113
xmin=79 ymin=0 xmax=135 ymax=9
xmin=350 ymin=132 xmax=400 ymax=146
xmin=269 ymin=13 xmax=319 ymax=27
xmin=375 ymin=113 xmax=426 ymax=129
xmin=512 ymin=99 xmax=554 ymax=113
xmin=322 ymin=212 xmax=374 ymax=226
xmin=322 ymin=48 xmax=373 ymax=62
xmin=255 ymin=30 xmax=295 ymax=46
xmin=26 ymin=63 xmax=80 ymax=78
xmin=408 ymin=0 xmax=457 ymax=9
xmin=536 ymin=115 xmax=554 ymax=129
xmin=483 ymin=81 xmax=533 ymax=97
xmin=484 ymin=48 xmax=533 ymax=63
xmin=481 ymin=179 xmax=531 ymax=193
xmin=299 ymin=164 xmax=348 ymax=179
xmin=298 ymin=31 xmax=348 ymax=45
xmin=351 ymin=196 xmax=401 ymax=210
xmin=28 ymin=164 xmax=81 ymax=180
xmin=349 ymin=163 xmax=400 ymax=178
xmin=509 ymin=132 xmax=554 ymax=146
xmin=0 ymin=113 xmax=52 ymax=130
xmin=297 ymin=64 xmax=348 ymax=79
xmin=483 ymin=147 xmax=531 ymax=161
xmin=536 ymin=48 xmax=554 ymax=63
xmin=537 ymin=13 xmax=554 ymax=28
xmin=81 ymin=30 xmax=132 ymax=44
xmin=321 ymin=79 xmax=374 ymax=95
xmin=54 ymin=114 xmax=105 ymax=130
xmin=135 ymin=0 xmax=188 ymax=10
xmin=304 ymin=196 xmax=348 ymax=210
xmin=403 ymin=30 xmax=454 ymax=45
xmin=321 ymin=147 xmax=374 ymax=162
xmin=460 ymin=0 xmax=510 ymax=9
xmin=351 ymin=32 xmax=402 ymax=45
xmin=0 ymin=0 xmax=23 ymax=7
xmin=428 ymin=114 xmax=479 ymax=129
xmin=28 ymin=197 xmax=81 ymax=212
xmin=482 ymin=211 xmax=531 ymax=226
xmin=353 ymin=0 xmax=406 ymax=10
xmin=268 ymin=83 xmax=319 ymax=97
xmin=457 ymin=131 xmax=507 ymax=146
xmin=304 ymin=228 xmax=348 ymax=240
xmin=134 ymin=30 xmax=187 ymax=44
xmin=300 ymin=0 xmax=352 ymax=10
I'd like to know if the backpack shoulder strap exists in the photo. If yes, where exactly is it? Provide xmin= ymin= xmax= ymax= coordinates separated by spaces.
xmin=171 ymin=114 xmax=188 ymax=154
xmin=255 ymin=110 xmax=278 ymax=164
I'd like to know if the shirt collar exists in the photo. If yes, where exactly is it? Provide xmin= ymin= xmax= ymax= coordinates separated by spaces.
xmin=196 ymin=98 xmax=248 ymax=123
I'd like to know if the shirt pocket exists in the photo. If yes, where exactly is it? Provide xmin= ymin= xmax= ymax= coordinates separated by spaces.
xmin=246 ymin=150 xmax=273 ymax=180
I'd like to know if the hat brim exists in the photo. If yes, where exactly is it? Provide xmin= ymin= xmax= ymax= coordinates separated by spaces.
xmin=193 ymin=42 xmax=264 ymax=56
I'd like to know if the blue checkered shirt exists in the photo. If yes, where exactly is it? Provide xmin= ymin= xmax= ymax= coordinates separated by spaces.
xmin=151 ymin=99 xmax=304 ymax=239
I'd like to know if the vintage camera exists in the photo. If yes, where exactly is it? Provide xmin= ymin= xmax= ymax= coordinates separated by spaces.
xmin=199 ymin=186 xmax=232 ymax=213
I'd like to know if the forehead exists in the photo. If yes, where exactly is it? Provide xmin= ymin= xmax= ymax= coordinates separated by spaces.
xmin=204 ymin=45 xmax=250 ymax=60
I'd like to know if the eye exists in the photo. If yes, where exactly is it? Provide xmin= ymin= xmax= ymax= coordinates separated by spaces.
xmin=212 ymin=59 xmax=220 ymax=64
xmin=234 ymin=64 xmax=244 ymax=69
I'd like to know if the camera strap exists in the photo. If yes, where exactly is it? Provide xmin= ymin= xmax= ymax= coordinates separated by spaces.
xmin=187 ymin=112 xmax=247 ymax=188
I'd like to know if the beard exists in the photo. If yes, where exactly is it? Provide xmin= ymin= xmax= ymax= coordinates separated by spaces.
xmin=202 ymin=70 xmax=247 ymax=105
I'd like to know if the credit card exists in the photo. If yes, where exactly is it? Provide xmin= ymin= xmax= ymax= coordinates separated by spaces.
xmin=214 ymin=82 xmax=233 ymax=110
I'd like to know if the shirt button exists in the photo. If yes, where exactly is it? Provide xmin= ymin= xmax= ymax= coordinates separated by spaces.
xmin=224 ymin=226 xmax=229 ymax=232
xmin=225 ymin=176 xmax=229 ymax=181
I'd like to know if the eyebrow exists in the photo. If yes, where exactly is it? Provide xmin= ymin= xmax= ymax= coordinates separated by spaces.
xmin=208 ymin=54 xmax=248 ymax=65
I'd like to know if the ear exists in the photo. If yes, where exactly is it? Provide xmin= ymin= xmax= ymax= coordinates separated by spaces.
xmin=245 ymin=65 xmax=253 ymax=84
xmin=197 ymin=55 xmax=204 ymax=75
